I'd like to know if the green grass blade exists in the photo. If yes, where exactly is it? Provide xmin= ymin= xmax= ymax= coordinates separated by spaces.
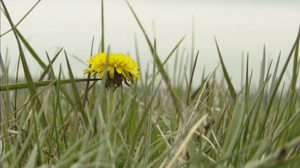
xmin=289 ymin=36 xmax=299 ymax=113
xmin=14 ymin=55 xmax=21 ymax=112
xmin=215 ymin=139 xmax=267 ymax=166
xmin=162 ymin=35 xmax=186 ymax=66
xmin=166 ymin=114 xmax=208 ymax=168
xmin=0 ymin=78 xmax=101 ymax=91
xmin=245 ymin=135 xmax=300 ymax=168
xmin=214 ymin=36 xmax=237 ymax=100
xmin=154 ymin=35 xmax=186 ymax=80
xmin=125 ymin=0 xmax=154 ymax=54
xmin=145 ymin=39 xmax=157 ymax=166
xmin=0 ymin=0 xmax=41 ymax=37
xmin=258 ymin=45 xmax=266 ymax=88
xmin=82 ymin=37 xmax=95 ymax=108
xmin=257 ymin=27 xmax=300 ymax=140
xmin=11 ymin=91 xmax=51 ymax=168
xmin=173 ymin=48 xmax=179 ymax=86
xmin=269 ymin=52 xmax=281 ymax=95
xmin=101 ymin=0 xmax=104 ymax=52
xmin=65 ymin=51 xmax=90 ymax=128
xmin=222 ymin=98 xmax=245 ymax=162
xmin=186 ymin=50 xmax=199 ymax=105
xmin=1 ymin=0 xmax=48 ymax=128
xmin=45 ymin=54 xmax=62 ymax=159
xmin=124 ymin=78 xmax=162 ymax=168
xmin=38 ymin=48 xmax=63 ymax=81
xmin=134 ymin=33 xmax=145 ymax=89
xmin=126 ymin=0 xmax=181 ymax=111
xmin=24 ymin=141 xmax=38 ymax=168
xmin=16 ymin=28 xmax=47 ymax=69
xmin=261 ymin=156 xmax=300 ymax=168
xmin=191 ymin=16 xmax=195 ymax=76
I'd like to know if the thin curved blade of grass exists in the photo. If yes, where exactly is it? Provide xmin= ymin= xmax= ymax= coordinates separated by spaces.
xmin=262 ymin=156 xmax=300 ymax=168
xmin=0 ymin=78 xmax=101 ymax=91
xmin=245 ymin=135 xmax=300 ymax=168
xmin=0 ymin=54 xmax=6 ymax=78
xmin=132 ymin=137 xmax=143 ymax=166
xmin=257 ymin=28 xmax=300 ymax=140
xmin=215 ymin=139 xmax=267 ymax=166
xmin=272 ymin=83 xmax=286 ymax=129
xmin=269 ymin=53 xmax=281 ymax=95
xmin=258 ymin=45 xmax=266 ymax=88
xmin=177 ymin=50 xmax=185 ymax=91
xmin=147 ymin=124 xmax=196 ymax=168
xmin=14 ymin=55 xmax=21 ymax=111
xmin=263 ymin=59 xmax=273 ymax=101
xmin=192 ymin=64 xmax=219 ymax=117
xmin=53 ymin=66 xmax=64 ymax=156
xmin=38 ymin=48 xmax=63 ymax=81
xmin=289 ymin=38 xmax=299 ymax=109
xmin=125 ymin=0 xmax=154 ymax=54
xmin=162 ymin=35 xmax=186 ymax=66
xmin=166 ymin=114 xmax=208 ymax=168
xmin=191 ymin=66 xmax=207 ymax=100
xmin=0 ymin=54 xmax=10 ymax=100
xmin=44 ymin=51 xmax=77 ymax=107
xmin=173 ymin=48 xmax=179 ymax=86
xmin=1 ymin=1 xmax=48 ymax=128
xmin=242 ymin=76 xmax=271 ymax=149
xmin=0 ymin=54 xmax=14 ymax=154
xmin=214 ymin=36 xmax=237 ymax=100
xmin=57 ymin=65 xmax=69 ymax=149
xmin=0 ymin=149 xmax=14 ymax=163
xmin=190 ymin=83 xmax=203 ymax=101
xmin=186 ymin=50 xmax=199 ymax=105
xmin=0 ymin=0 xmax=41 ymax=37
xmin=240 ymin=52 xmax=244 ymax=89
xmin=137 ymin=139 xmax=168 ymax=167
xmin=101 ymin=0 xmax=104 ymax=52
xmin=82 ymin=37 xmax=95 ymax=108
xmin=125 ymin=93 xmax=138 ymax=143
xmin=11 ymin=91 xmax=51 ymax=168
xmin=245 ymin=55 xmax=253 ymax=101
xmin=65 ymin=52 xmax=90 ymax=128
xmin=213 ymin=100 xmax=231 ymax=135
xmin=54 ymin=137 xmax=85 ymax=166
xmin=145 ymin=39 xmax=157 ymax=166
xmin=191 ymin=16 xmax=195 ymax=75
xmin=258 ymin=95 xmax=299 ymax=158
xmin=222 ymin=98 xmax=245 ymax=162
xmin=11 ymin=79 xmax=57 ymax=119
xmin=126 ymin=0 xmax=181 ymax=110
xmin=124 ymin=77 xmax=163 ymax=168
xmin=154 ymin=35 xmax=186 ymax=79
xmin=134 ymin=33 xmax=145 ymax=89
xmin=45 ymin=52 xmax=57 ymax=80
xmin=24 ymin=130 xmax=46 ymax=168
xmin=16 ymin=28 xmax=47 ymax=69
xmin=246 ymin=76 xmax=271 ymax=147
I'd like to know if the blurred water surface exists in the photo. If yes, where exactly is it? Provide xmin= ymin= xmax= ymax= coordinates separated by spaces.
xmin=1 ymin=0 xmax=299 ymax=89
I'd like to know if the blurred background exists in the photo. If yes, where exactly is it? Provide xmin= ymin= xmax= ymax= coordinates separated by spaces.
xmin=1 ymin=0 xmax=300 ymax=90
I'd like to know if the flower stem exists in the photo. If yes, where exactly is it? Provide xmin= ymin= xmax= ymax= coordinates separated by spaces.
xmin=108 ymin=83 xmax=115 ymax=131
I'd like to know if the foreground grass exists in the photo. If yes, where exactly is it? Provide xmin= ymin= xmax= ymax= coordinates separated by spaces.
xmin=1 ymin=0 xmax=300 ymax=167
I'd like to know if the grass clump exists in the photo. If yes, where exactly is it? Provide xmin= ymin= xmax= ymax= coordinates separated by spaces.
xmin=1 ymin=0 xmax=300 ymax=167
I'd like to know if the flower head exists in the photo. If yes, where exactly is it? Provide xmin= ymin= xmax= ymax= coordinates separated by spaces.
xmin=84 ymin=52 xmax=139 ymax=89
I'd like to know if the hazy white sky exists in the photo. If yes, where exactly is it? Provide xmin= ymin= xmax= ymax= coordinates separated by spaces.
xmin=1 ymin=0 xmax=300 ymax=89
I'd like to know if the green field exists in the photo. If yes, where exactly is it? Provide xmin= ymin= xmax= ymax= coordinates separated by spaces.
xmin=1 ymin=1 xmax=300 ymax=167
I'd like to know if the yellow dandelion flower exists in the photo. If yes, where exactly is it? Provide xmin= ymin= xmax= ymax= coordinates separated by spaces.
xmin=84 ymin=52 xmax=139 ymax=89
